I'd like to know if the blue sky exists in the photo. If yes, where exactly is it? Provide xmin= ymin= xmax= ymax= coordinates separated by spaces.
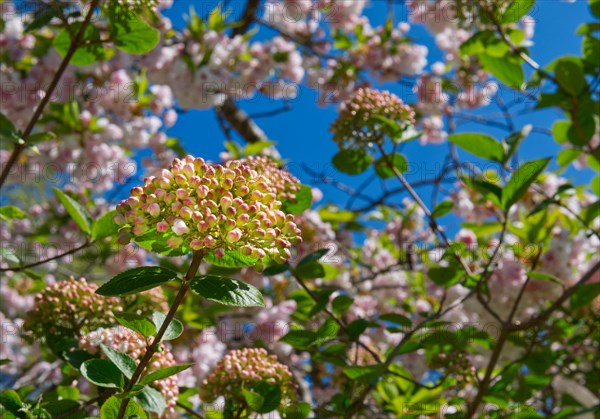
xmin=163 ymin=1 xmax=595 ymax=212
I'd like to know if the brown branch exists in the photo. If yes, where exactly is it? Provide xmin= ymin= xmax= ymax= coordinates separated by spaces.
xmin=116 ymin=251 xmax=205 ymax=419
xmin=218 ymin=98 xmax=267 ymax=144
xmin=0 ymin=240 xmax=92 ymax=272
xmin=0 ymin=0 xmax=101 ymax=189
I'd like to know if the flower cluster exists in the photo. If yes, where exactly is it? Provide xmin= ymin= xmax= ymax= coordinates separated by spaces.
xmin=114 ymin=155 xmax=303 ymax=266
xmin=200 ymin=348 xmax=296 ymax=407
xmin=330 ymin=88 xmax=416 ymax=149
xmin=79 ymin=327 xmax=178 ymax=415
xmin=24 ymin=277 xmax=122 ymax=340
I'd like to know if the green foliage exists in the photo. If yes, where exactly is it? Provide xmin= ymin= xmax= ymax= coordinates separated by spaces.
xmin=332 ymin=149 xmax=373 ymax=174
xmin=110 ymin=18 xmax=160 ymax=54
xmin=190 ymin=275 xmax=265 ymax=307
xmin=139 ymin=364 xmax=193 ymax=386
xmin=373 ymin=153 xmax=408 ymax=178
xmin=501 ymin=158 xmax=551 ymax=210
xmin=151 ymin=312 xmax=184 ymax=341
xmin=53 ymin=24 xmax=106 ymax=66
xmin=80 ymin=359 xmax=124 ymax=389
xmin=448 ymin=133 xmax=504 ymax=162
xmin=96 ymin=266 xmax=179 ymax=296
xmin=100 ymin=396 xmax=147 ymax=419
xmin=53 ymin=188 xmax=93 ymax=235
xmin=115 ymin=313 xmax=157 ymax=338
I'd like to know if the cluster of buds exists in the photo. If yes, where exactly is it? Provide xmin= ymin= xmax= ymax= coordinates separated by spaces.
xmin=80 ymin=327 xmax=178 ymax=415
xmin=241 ymin=156 xmax=301 ymax=203
xmin=114 ymin=156 xmax=303 ymax=267
xmin=199 ymin=348 xmax=296 ymax=408
xmin=24 ymin=277 xmax=122 ymax=340
xmin=331 ymin=88 xmax=415 ymax=148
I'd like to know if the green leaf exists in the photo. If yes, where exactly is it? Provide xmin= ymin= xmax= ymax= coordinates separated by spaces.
xmin=0 ymin=206 xmax=26 ymax=222
xmin=526 ymin=271 xmax=563 ymax=286
xmin=279 ymin=330 xmax=316 ymax=349
xmin=374 ymin=153 xmax=408 ymax=178
xmin=43 ymin=400 xmax=85 ymax=419
xmin=251 ymin=382 xmax=281 ymax=414
xmin=80 ymin=359 xmax=124 ymax=389
xmin=379 ymin=313 xmax=412 ymax=328
xmin=281 ymin=184 xmax=312 ymax=215
xmin=332 ymin=295 xmax=354 ymax=316
xmin=204 ymin=249 xmax=258 ymax=268
xmin=139 ymin=364 xmax=193 ymax=386
xmin=53 ymin=24 xmax=105 ymax=66
xmin=282 ymin=401 xmax=311 ymax=419
xmin=0 ymin=390 xmax=23 ymax=417
xmin=592 ymin=0 xmax=600 ymax=18
xmin=190 ymin=275 xmax=265 ymax=307
xmin=111 ymin=18 xmax=160 ymax=54
xmin=92 ymin=210 xmax=120 ymax=240
xmin=242 ymin=388 xmax=265 ymax=411
xmin=244 ymin=140 xmax=273 ymax=155
xmin=347 ymin=318 xmax=377 ymax=341
xmin=263 ymin=263 xmax=290 ymax=276
xmin=448 ymin=133 xmax=504 ymax=162
xmin=0 ymin=113 xmax=16 ymax=133
xmin=100 ymin=396 xmax=147 ymax=419
xmin=100 ymin=345 xmax=137 ymax=380
xmin=431 ymin=201 xmax=454 ymax=218
xmin=151 ymin=312 xmax=184 ymax=341
xmin=332 ymin=149 xmax=373 ymax=175
xmin=427 ymin=267 xmax=463 ymax=287
xmin=343 ymin=365 xmax=383 ymax=382
xmin=570 ymin=282 xmax=600 ymax=310
xmin=479 ymin=53 xmax=524 ymax=89
xmin=296 ymin=249 xmax=328 ymax=279
xmin=316 ymin=318 xmax=340 ymax=343
xmin=134 ymin=386 xmax=166 ymax=415
xmin=28 ymin=132 xmax=56 ymax=143
xmin=115 ymin=313 xmax=157 ymax=338
xmin=554 ymin=57 xmax=587 ymax=96
xmin=96 ymin=266 xmax=179 ymax=296
xmin=53 ymin=188 xmax=92 ymax=235
xmin=502 ymin=0 xmax=535 ymax=23
xmin=501 ymin=158 xmax=551 ymax=210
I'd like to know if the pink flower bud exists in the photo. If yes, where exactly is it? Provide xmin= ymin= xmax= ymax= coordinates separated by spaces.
xmin=226 ymin=228 xmax=243 ymax=243
xmin=157 ymin=221 xmax=169 ymax=232
xmin=176 ymin=188 xmax=189 ymax=200
xmin=190 ymin=239 xmax=204 ymax=250
xmin=171 ymin=219 xmax=190 ymax=236
xmin=147 ymin=203 xmax=161 ymax=217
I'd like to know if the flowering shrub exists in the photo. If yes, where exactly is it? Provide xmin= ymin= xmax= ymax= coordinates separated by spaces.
xmin=1 ymin=1 xmax=599 ymax=418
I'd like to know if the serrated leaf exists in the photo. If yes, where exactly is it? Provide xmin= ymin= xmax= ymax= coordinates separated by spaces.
xmin=501 ymin=158 xmax=551 ymax=210
xmin=139 ymin=364 xmax=193 ymax=386
xmin=427 ymin=267 xmax=462 ymax=287
xmin=53 ymin=24 xmax=105 ymax=66
xmin=134 ymin=385 xmax=166 ymax=415
xmin=374 ymin=153 xmax=408 ymax=178
xmin=0 ymin=206 xmax=26 ymax=222
xmin=53 ymin=188 xmax=92 ymax=235
xmin=111 ymin=18 xmax=160 ymax=54
xmin=100 ymin=396 xmax=147 ymax=419
xmin=281 ymin=184 xmax=312 ymax=215
xmin=432 ymin=201 xmax=453 ymax=218
xmin=279 ymin=330 xmax=316 ymax=349
xmin=115 ymin=313 xmax=156 ymax=338
xmin=502 ymin=0 xmax=535 ymax=23
xmin=80 ymin=359 xmax=124 ymax=389
xmin=570 ymin=282 xmax=600 ymax=310
xmin=448 ymin=133 xmax=504 ymax=162
xmin=332 ymin=149 xmax=373 ymax=175
xmin=242 ymin=388 xmax=265 ymax=411
xmin=96 ymin=266 xmax=179 ymax=296
xmin=151 ymin=312 xmax=184 ymax=341
xmin=100 ymin=345 xmax=137 ymax=380
xmin=92 ymin=210 xmax=120 ymax=240
xmin=332 ymin=295 xmax=354 ymax=315
xmin=479 ymin=53 xmax=524 ymax=89
xmin=190 ymin=275 xmax=264 ymax=307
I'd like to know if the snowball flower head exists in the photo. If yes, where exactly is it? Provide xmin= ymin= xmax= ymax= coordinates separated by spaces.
xmin=200 ymin=348 xmax=296 ymax=409
xmin=331 ymin=87 xmax=415 ymax=149
xmin=115 ymin=156 xmax=303 ymax=268
xmin=24 ymin=277 xmax=122 ymax=340
xmin=80 ymin=327 xmax=179 ymax=415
